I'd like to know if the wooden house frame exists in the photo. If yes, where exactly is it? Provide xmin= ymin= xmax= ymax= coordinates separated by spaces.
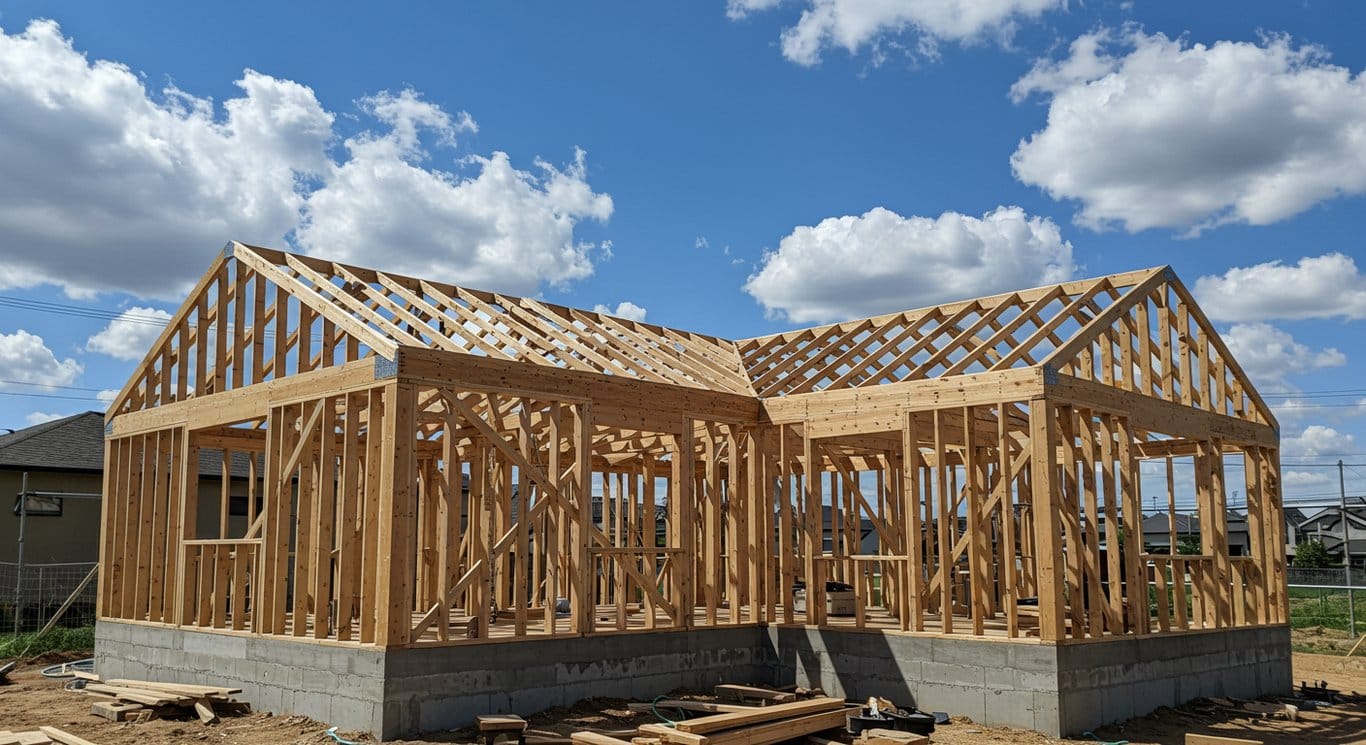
xmin=98 ymin=242 xmax=1286 ymax=653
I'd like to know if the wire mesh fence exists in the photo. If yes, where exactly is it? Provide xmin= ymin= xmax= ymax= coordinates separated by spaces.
xmin=0 ymin=561 xmax=99 ymax=633
xmin=1287 ymin=566 xmax=1364 ymax=589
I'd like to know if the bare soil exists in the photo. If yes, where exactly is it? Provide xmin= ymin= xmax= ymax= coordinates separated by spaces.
xmin=0 ymin=652 xmax=1362 ymax=745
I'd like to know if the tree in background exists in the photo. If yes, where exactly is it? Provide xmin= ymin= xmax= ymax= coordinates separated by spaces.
xmin=1292 ymin=539 xmax=1333 ymax=568
xmin=1176 ymin=535 xmax=1202 ymax=555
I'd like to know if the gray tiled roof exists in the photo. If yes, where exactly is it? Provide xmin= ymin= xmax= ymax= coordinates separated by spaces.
xmin=0 ymin=411 xmax=105 ymax=472
xmin=0 ymin=410 xmax=254 ymax=479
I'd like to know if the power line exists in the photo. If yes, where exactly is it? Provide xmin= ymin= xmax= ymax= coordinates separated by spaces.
xmin=0 ymin=379 xmax=111 ymax=393
xmin=0 ymin=390 xmax=105 ymax=402
xmin=0 ymin=295 xmax=170 ymax=326
xmin=1262 ymin=388 xmax=1366 ymax=399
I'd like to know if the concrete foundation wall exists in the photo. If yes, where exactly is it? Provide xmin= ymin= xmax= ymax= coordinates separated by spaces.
xmin=1056 ymin=625 xmax=1293 ymax=734
xmin=96 ymin=621 xmax=1292 ymax=740
xmin=95 ymin=620 xmax=386 ymax=733
xmin=383 ymin=627 xmax=775 ymax=738
xmin=766 ymin=627 xmax=1062 ymax=733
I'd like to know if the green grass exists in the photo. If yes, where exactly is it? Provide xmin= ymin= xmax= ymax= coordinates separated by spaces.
xmin=0 ymin=625 xmax=94 ymax=660
xmin=1288 ymin=587 xmax=1366 ymax=634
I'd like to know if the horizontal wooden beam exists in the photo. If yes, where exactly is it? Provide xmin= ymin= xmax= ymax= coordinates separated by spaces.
xmin=1045 ymin=372 xmax=1277 ymax=447
xmin=762 ymin=367 xmax=1042 ymax=435
xmin=108 ymin=357 xmax=390 ymax=436
xmin=395 ymin=346 xmax=761 ymax=432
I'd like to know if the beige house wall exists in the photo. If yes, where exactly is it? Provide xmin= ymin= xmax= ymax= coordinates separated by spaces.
xmin=0 ymin=468 xmax=246 ymax=564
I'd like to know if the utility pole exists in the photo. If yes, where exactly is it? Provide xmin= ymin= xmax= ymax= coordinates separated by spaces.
xmin=1342 ymin=460 xmax=1356 ymax=638
xmin=13 ymin=471 xmax=27 ymax=636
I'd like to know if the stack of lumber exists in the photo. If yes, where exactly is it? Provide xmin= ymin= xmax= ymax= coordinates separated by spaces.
xmin=0 ymin=727 xmax=100 ymax=745
xmin=77 ymin=674 xmax=247 ymax=724
xmin=575 ymin=696 xmax=855 ymax=745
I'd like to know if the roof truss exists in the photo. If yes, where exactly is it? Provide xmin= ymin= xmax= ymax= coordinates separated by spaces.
xmin=109 ymin=246 xmax=1272 ymax=431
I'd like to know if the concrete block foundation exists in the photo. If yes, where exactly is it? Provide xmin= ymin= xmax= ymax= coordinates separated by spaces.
xmin=95 ymin=621 xmax=1291 ymax=740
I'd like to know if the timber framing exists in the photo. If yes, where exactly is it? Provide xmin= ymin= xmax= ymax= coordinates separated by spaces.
xmin=99 ymin=243 xmax=1285 ymax=650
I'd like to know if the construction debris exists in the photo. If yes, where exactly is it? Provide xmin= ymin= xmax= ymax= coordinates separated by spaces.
xmin=853 ymin=728 xmax=928 ymax=745
xmin=77 ymin=674 xmax=248 ymax=724
xmin=1184 ymin=734 xmax=1263 ymax=745
xmin=627 ymin=701 xmax=758 ymax=715
xmin=713 ymin=685 xmax=798 ymax=706
xmin=477 ymin=714 xmax=528 ymax=745
xmin=629 ymin=693 xmax=856 ymax=745
xmin=0 ymin=726 xmax=100 ymax=745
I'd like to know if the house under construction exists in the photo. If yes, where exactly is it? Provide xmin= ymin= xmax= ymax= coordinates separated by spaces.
xmin=95 ymin=242 xmax=1290 ymax=738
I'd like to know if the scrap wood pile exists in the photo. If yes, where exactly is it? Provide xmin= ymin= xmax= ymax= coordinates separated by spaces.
xmin=571 ymin=684 xmax=929 ymax=745
xmin=74 ymin=672 xmax=249 ymax=724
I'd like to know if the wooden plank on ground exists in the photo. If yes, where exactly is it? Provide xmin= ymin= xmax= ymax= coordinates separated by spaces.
xmin=571 ymin=734 xmax=635 ymax=745
xmin=674 ymin=697 xmax=845 ymax=734
xmin=82 ymin=683 xmax=187 ymax=706
xmin=477 ymin=715 xmax=528 ymax=732
xmin=104 ymin=679 xmax=240 ymax=697
xmin=37 ymin=728 xmax=102 ymax=745
xmin=627 ymin=701 xmax=758 ymax=715
xmin=194 ymin=698 xmax=219 ymax=724
xmin=90 ymin=701 xmax=143 ymax=721
xmin=856 ymin=729 xmax=929 ymax=745
xmin=644 ymin=708 xmax=850 ymax=745
xmin=1184 ymin=736 xmax=1263 ymax=745
xmin=713 ymin=685 xmax=796 ymax=704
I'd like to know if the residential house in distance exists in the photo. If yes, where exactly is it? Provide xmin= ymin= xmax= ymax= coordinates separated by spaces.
xmin=0 ymin=411 xmax=256 ymax=564
xmin=0 ymin=412 xmax=106 ymax=563
xmin=1282 ymin=507 xmax=1307 ymax=563
xmin=1296 ymin=504 xmax=1366 ymax=569
xmin=1140 ymin=511 xmax=1251 ymax=556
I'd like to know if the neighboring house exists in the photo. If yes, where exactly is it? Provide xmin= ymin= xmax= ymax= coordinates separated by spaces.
xmin=1296 ymin=505 xmax=1366 ymax=568
xmin=0 ymin=412 xmax=106 ymax=563
xmin=1283 ymin=507 xmax=1307 ymax=561
xmin=1140 ymin=511 xmax=1252 ymax=556
xmin=0 ymin=411 xmax=257 ymax=565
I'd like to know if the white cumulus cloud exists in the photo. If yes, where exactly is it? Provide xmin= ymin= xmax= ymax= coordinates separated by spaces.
xmin=744 ymin=205 xmax=1074 ymax=324
xmin=1282 ymin=424 xmax=1355 ymax=459
xmin=0 ymin=20 xmax=612 ymax=300
xmin=85 ymin=306 xmax=173 ymax=360
xmin=727 ymin=0 xmax=1065 ymax=66
xmin=1194 ymin=253 xmax=1366 ymax=322
xmin=0 ymin=19 xmax=332 ymax=299
xmin=0 ymin=330 xmax=82 ymax=389
xmin=1282 ymin=469 xmax=1332 ymax=490
xmin=592 ymin=302 xmax=648 ymax=322
xmin=1011 ymin=30 xmax=1366 ymax=234
xmin=1220 ymin=323 xmax=1344 ymax=392
xmin=296 ymin=88 xmax=613 ymax=295
xmin=24 ymin=411 xmax=66 ymax=426
xmin=1271 ymin=397 xmax=1366 ymax=428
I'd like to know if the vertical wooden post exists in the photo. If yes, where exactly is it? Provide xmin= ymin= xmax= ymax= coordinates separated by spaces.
xmin=777 ymin=425 xmax=793 ymax=625
xmin=803 ymin=432 xmax=824 ymax=627
xmin=998 ymin=404 xmax=1020 ymax=638
xmin=933 ymin=411 xmax=953 ymax=633
xmin=903 ymin=412 xmax=924 ymax=632
xmin=574 ymin=403 xmax=594 ymax=634
xmin=376 ymin=381 xmax=417 ymax=646
xmin=545 ymin=402 xmax=563 ymax=635
xmin=674 ymin=420 xmax=695 ymax=627
xmin=1029 ymin=399 xmax=1064 ymax=642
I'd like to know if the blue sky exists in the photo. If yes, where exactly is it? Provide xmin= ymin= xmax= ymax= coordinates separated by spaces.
xmin=1 ymin=1 xmax=1365 ymax=511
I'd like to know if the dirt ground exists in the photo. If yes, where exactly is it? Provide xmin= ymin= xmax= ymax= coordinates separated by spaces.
xmin=1 ymin=652 xmax=1363 ymax=745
